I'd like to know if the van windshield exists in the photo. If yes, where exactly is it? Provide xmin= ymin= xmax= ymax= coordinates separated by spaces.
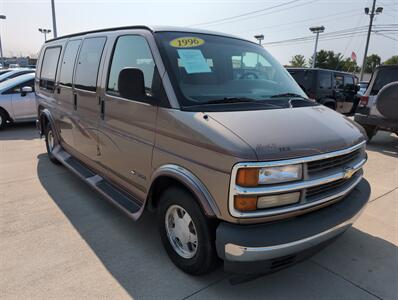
xmin=155 ymin=32 xmax=309 ymax=110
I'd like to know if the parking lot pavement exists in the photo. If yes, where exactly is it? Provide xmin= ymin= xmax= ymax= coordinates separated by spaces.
xmin=1 ymin=123 xmax=397 ymax=300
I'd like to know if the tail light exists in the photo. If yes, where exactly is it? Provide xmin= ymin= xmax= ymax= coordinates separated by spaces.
xmin=360 ymin=96 xmax=369 ymax=106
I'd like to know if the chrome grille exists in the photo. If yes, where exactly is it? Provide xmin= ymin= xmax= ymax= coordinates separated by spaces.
xmin=307 ymin=149 xmax=361 ymax=174
xmin=306 ymin=175 xmax=358 ymax=200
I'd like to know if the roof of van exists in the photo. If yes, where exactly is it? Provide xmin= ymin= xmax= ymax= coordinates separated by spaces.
xmin=46 ymin=25 xmax=254 ymax=44
xmin=286 ymin=67 xmax=356 ymax=76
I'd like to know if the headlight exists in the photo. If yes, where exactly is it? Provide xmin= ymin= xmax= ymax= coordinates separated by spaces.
xmin=236 ymin=164 xmax=302 ymax=187
xmin=258 ymin=164 xmax=302 ymax=184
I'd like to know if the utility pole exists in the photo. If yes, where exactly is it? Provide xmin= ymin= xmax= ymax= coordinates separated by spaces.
xmin=51 ymin=0 xmax=57 ymax=38
xmin=0 ymin=15 xmax=6 ymax=68
xmin=310 ymin=26 xmax=325 ymax=68
xmin=360 ymin=0 xmax=383 ymax=81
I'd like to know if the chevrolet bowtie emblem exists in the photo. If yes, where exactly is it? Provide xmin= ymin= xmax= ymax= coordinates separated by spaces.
xmin=343 ymin=167 xmax=356 ymax=179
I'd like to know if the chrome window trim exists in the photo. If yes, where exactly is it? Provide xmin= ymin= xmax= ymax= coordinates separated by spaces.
xmin=229 ymin=141 xmax=366 ymax=218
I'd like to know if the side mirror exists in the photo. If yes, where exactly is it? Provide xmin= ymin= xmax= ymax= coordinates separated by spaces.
xmin=118 ymin=68 xmax=146 ymax=100
xmin=21 ymin=86 xmax=33 ymax=97
xmin=376 ymin=82 xmax=398 ymax=120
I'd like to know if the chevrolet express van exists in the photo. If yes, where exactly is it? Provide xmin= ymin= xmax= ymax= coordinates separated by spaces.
xmin=36 ymin=26 xmax=370 ymax=275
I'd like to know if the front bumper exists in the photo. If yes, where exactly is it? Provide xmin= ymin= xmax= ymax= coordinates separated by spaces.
xmin=216 ymin=179 xmax=370 ymax=274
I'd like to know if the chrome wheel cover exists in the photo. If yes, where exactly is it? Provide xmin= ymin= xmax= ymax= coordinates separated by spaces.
xmin=47 ymin=130 xmax=55 ymax=152
xmin=165 ymin=204 xmax=198 ymax=259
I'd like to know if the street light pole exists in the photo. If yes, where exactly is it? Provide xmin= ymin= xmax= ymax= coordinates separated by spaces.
xmin=51 ymin=0 xmax=57 ymax=38
xmin=0 ymin=15 xmax=6 ymax=69
xmin=38 ymin=28 xmax=52 ymax=42
xmin=254 ymin=34 xmax=264 ymax=45
xmin=360 ymin=0 xmax=383 ymax=81
xmin=310 ymin=26 xmax=325 ymax=68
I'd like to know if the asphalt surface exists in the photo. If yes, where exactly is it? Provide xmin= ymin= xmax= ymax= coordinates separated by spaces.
xmin=1 ymin=123 xmax=397 ymax=300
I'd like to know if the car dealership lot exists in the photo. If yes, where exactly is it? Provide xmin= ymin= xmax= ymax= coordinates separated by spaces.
xmin=1 ymin=124 xmax=397 ymax=300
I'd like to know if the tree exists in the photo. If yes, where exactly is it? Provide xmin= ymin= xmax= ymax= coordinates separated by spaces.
xmin=290 ymin=55 xmax=307 ymax=67
xmin=309 ymin=50 xmax=344 ymax=70
xmin=364 ymin=54 xmax=381 ymax=73
xmin=340 ymin=58 xmax=360 ymax=73
xmin=384 ymin=55 xmax=398 ymax=65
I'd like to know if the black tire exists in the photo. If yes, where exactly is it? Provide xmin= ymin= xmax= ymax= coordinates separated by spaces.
xmin=0 ymin=109 xmax=8 ymax=130
xmin=44 ymin=123 xmax=61 ymax=164
xmin=362 ymin=124 xmax=378 ymax=141
xmin=157 ymin=187 xmax=218 ymax=275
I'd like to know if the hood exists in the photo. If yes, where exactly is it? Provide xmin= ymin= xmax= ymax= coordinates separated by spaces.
xmin=207 ymin=106 xmax=366 ymax=161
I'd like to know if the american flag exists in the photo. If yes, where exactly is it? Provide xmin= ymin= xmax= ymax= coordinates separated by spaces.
xmin=351 ymin=51 xmax=357 ymax=61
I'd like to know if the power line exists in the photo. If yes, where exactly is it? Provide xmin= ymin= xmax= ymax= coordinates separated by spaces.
xmin=375 ymin=31 xmax=398 ymax=41
xmin=191 ymin=0 xmax=301 ymax=27
xmin=237 ymin=10 xmax=361 ymax=34
xmin=263 ymin=26 xmax=395 ymax=46
xmin=191 ymin=0 xmax=319 ymax=27
xmin=265 ymin=32 xmax=370 ymax=47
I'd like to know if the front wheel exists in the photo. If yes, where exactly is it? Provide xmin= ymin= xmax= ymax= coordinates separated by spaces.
xmin=157 ymin=187 xmax=218 ymax=275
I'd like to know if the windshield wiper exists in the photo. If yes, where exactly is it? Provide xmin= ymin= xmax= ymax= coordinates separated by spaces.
xmin=270 ymin=93 xmax=306 ymax=99
xmin=200 ymin=97 xmax=258 ymax=105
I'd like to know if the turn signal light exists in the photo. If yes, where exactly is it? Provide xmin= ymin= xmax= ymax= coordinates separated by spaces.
xmin=234 ymin=196 xmax=257 ymax=211
xmin=236 ymin=168 xmax=259 ymax=187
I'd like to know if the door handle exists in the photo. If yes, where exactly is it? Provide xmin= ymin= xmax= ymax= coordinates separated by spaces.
xmin=73 ymin=93 xmax=77 ymax=110
xmin=100 ymin=99 xmax=105 ymax=120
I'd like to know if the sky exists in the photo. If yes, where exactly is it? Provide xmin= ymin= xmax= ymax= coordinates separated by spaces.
xmin=0 ymin=0 xmax=397 ymax=65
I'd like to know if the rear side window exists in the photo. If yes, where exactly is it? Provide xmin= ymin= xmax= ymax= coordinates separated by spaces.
xmin=371 ymin=68 xmax=398 ymax=95
xmin=74 ymin=37 xmax=106 ymax=91
xmin=59 ymin=39 xmax=81 ymax=87
xmin=107 ymin=35 xmax=155 ymax=95
xmin=318 ymin=71 xmax=332 ymax=89
xmin=288 ymin=70 xmax=314 ymax=93
xmin=40 ymin=46 xmax=61 ymax=91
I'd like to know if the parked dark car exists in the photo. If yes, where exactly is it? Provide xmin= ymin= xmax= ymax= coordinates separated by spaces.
xmin=287 ymin=68 xmax=359 ymax=114
xmin=355 ymin=65 xmax=398 ymax=140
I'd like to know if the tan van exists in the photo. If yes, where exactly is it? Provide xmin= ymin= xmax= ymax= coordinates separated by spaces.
xmin=36 ymin=26 xmax=370 ymax=275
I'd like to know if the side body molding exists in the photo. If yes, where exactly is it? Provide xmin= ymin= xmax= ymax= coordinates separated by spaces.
xmin=149 ymin=164 xmax=221 ymax=218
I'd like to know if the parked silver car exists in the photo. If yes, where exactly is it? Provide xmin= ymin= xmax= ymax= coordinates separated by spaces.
xmin=0 ymin=73 xmax=36 ymax=129
xmin=0 ymin=68 xmax=35 ymax=83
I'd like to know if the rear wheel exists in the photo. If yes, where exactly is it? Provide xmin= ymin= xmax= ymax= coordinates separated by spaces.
xmin=157 ymin=187 xmax=218 ymax=275
xmin=0 ymin=109 xmax=8 ymax=130
xmin=45 ymin=123 xmax=60 ymax=164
